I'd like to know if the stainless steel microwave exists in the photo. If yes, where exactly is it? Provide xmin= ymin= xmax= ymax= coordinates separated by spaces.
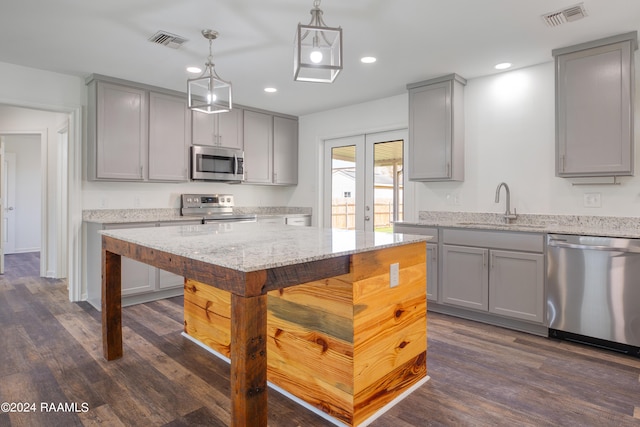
xmin=190 ymin=145 xmax=244 ymax=182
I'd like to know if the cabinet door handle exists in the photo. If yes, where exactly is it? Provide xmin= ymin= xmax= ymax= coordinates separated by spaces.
xmin=446 ymin=162 xmax=450 ymax=177
xmin=483 ymin=251 xmax=487 ymax=267
xmin=140 ymin=165 xmax=143 ymax=178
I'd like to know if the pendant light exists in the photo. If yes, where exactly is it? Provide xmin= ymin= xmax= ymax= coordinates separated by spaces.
xmin=187 ymin=29 xmax=232 ymax=114
xmin=294 ymin=0 xmax=342 ymax=83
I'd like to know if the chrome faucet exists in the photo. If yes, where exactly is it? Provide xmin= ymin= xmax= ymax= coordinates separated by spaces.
xmin=495 ymin=182 xmax=517 ymax=223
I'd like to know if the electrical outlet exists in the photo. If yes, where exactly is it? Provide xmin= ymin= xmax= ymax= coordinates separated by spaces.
xmin=583 ymin=192 xmax=601 ymax=208
xmin=133 ymin=196 xmax=141 ymax=207
xmin=390 ymin=263 xmax=399 ymax=288
xmin=100 ymin=197 xmax=108 ymax=208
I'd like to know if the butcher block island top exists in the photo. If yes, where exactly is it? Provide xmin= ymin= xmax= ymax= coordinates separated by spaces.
xmin=100 ymin=222 xmax=430 ymax=427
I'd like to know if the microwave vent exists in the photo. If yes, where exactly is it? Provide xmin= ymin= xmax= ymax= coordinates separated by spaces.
xmin=542 ymin=3 xmax=588 ymax=27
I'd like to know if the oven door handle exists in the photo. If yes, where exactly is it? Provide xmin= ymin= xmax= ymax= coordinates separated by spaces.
xmin=548 ymin=239 xmax=640 ymax=253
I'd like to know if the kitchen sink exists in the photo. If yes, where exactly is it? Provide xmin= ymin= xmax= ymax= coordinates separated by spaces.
xmin=456 ymin=222 xmax=547 ymax=229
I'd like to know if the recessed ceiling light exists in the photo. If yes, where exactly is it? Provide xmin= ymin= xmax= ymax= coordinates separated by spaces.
xmin=361 ymin=56 xmax=377 ymax=64
xmin=264 ymin=87 xmax=277 ymax=93
xmin=495 ymin=62 xmax=512 ymax=70
xmin=186 ymin=66 xmax=202 ymax=73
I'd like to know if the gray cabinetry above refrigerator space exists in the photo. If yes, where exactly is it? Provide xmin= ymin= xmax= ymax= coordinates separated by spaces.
xmin=243 ymin=110 xmax=298 ymax=186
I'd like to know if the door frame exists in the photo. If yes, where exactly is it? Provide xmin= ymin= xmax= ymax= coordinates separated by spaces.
xmin=2 ymin=151 xmax=17 ymax=255
xmin=321 ymin=127 xmax=415 ymax=230
xmin=0 ymin=101 xmax=81 ymax=302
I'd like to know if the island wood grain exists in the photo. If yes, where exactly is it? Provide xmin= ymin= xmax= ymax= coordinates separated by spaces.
xmin=184 ymin=241 xmax=427 ymax=426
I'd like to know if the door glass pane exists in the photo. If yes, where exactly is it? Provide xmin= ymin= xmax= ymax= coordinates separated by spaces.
xmin=331 ymin=145 xmax=356 ymax=230
xmin=373 ymin=140 xmax=403 ymax=232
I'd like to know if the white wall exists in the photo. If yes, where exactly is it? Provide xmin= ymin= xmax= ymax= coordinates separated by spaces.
xmin=4 ymin=135 xmax=41 ymax=252
xmin=81 ymin=180 xmax=296 ymax=210
xmin=295 ymin=58 xmax=640 ymax=221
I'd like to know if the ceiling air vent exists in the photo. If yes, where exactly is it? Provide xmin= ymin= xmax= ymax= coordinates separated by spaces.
xmin=148 ymin=31 xmax=188 ymax=49
xmin=542 ymin=3 xmax=588 ymax=27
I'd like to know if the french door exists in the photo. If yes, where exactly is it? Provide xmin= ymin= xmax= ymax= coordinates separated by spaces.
xmin=324 ymin=129 xmax=407 ymax=232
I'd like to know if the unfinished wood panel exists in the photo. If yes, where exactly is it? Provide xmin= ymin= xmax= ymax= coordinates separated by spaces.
xmin=350 ymin=242 xmax=426 ymax=281
xmin=351 ymin=247 xmax=427 ymax=424
xmin=184 ymin=279 xmax=232 ymax=358
xmin=353 ymin=352 xmax=427 ymax=425
xmin=269 ymin=275 xmax=354 ymax=318
xmin=266 ymin=244 xmax=427 ymax=426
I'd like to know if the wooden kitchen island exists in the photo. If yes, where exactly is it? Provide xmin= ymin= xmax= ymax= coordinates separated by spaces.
xmin=100 ymin=222 xmax=429 ymax=426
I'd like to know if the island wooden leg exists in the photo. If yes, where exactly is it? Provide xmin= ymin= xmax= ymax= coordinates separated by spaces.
xmin=230 ymin=293 xmax=268 ymax=426
xmin=102 ymin=248 xmax=123 ymax=360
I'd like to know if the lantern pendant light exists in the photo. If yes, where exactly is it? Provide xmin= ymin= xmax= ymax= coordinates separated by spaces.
xmin=294 ymin=0 xmax=342 ymax=83
xmin=187 ymin=29 xmax=232 ymax=114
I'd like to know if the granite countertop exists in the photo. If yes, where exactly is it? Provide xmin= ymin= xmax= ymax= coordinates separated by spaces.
xmin=395 ymin=212 xmax=640 ymax=239
xmin=83 ymin=207 xmax=312 ymax=224
xmin=99 ymin=222 xmax=430 ymax=272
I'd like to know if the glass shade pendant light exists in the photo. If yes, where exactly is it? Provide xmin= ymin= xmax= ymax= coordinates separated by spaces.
xmin=294 ymin=0 xmax=342 ymax=83
xmin=187 ymin=29 xmax=232 ymax=114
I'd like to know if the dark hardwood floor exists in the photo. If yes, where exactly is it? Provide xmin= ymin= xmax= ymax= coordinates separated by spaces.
xmin=1 ymin=252 xmax=639 ymax=426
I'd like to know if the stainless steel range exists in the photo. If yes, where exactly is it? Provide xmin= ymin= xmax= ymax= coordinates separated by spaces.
xmin=180 ymin=194 xmax=256 ymax=223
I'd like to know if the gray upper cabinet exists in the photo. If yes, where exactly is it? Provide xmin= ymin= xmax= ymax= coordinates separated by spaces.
xmin=273 ymin=116 xmax=298 ymax=185
xmin=148 ymin=92 xmax=189 ymax=181
xmin=407 ymin=74 xmax=466 ymax=182
xmin=554 ymin=32 xmax=637 ymax=177
xmin=87 ymin=75 xmax=190 ymax=182
xmin=243 ymin=110 xmax=273 ymax=184
xmin=191 ymin=107 xmax=243 ymax=150
xmin=243 ymin=110 xmax=299 ymax=185
xmin=90 ymin=81 xmax=148 ymax=180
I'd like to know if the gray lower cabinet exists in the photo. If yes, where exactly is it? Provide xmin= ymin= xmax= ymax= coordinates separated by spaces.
xmin=489 ymin=249 xmax=544 ymax=322
xmin=392 ymin=223 xmax=438 ymax=302
xmin=442 ymin=245 xmax=488 ymax=310
xmin=85 ymin=220 xmax=201 ymax=310
xmin=553 ymin=32 xmax=637 ymax=177
xmin=441 ymin=229 xmax=545 ymax=324
xmin=257 ymin=215 xmax=311 ymax=226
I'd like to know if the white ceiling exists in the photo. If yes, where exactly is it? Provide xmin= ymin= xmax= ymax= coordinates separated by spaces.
xmin=0 ymin=0 xmax=638 ymax=116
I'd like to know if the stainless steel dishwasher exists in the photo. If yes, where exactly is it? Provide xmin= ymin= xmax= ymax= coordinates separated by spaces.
xmin=547 ymin=234 xmax=640 ymax=357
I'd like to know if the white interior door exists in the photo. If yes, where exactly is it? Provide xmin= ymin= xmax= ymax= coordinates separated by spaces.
xmin=2 ymin=151 xmax=16 ymax=255
xmin=324 ymin=129 xmax=406 ymax=232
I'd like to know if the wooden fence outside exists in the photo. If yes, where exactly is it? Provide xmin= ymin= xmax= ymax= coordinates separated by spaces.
xmin=331 ymin=202 xmax=403 ymax=230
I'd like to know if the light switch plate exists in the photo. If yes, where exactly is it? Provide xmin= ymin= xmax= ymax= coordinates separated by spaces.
xmin=390 ymin=263 xmax=399 ymax=287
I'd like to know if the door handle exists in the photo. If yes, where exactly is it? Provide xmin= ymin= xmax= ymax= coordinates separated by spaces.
xmin=5 ymin=207 xmax=13 ymax=211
